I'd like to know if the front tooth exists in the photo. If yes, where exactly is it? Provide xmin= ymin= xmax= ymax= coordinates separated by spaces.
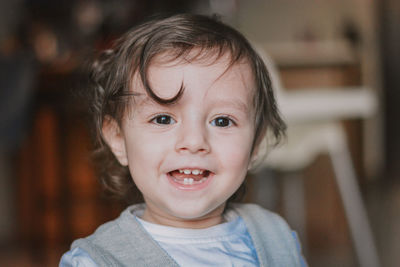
xmin=199 ymin=170 xmax=203 ymax=175
xmin=183 ymin=178 xmax=194 ymax=185
xmin=183 ymin=169 xmax=191 ymax=175
xmin=192 ymin=169 xmax=200 ymax=175
xmin=179 ymin=170 xmax=184 ymax=174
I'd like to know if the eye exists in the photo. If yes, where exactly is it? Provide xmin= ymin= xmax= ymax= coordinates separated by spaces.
xmin=211 ymin=116 xmax=235 ymax=127
xmin=150 ymin=114 xmax=176 ymax=125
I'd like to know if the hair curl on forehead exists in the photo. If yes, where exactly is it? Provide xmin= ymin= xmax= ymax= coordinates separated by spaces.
xmin=87 ymin=13 xmax=286 ymax=201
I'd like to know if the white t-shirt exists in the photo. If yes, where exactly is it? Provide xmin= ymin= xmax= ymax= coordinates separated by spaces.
xmin=135 ymin=209 xmax=259 ymax=266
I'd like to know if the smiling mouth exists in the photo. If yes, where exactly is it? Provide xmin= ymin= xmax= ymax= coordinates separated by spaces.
xmin=168 ymin=169 xmax=211 ymax=185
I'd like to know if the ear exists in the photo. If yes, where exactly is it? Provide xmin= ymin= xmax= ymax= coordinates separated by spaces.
xmin=248 ymin=147 xmax=259 ymax=171
xmin=102 ymin=116 xmax=128 ymax=166
xmin=248 ymin=130 xmax=267 ymax=170
xmin=250 ymin=129 xmax=263 ymax=158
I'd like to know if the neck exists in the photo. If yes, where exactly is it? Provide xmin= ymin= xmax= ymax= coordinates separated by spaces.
xmin=141 ymin=204 xmax=226 ymax=229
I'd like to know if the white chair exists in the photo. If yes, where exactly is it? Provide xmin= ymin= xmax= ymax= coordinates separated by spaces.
xmin=255 ymin=48 xmax=380 ymax=267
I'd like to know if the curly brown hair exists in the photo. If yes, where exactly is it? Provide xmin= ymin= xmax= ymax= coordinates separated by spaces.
xmin=86 ymin=13 xmax=286 ymax=202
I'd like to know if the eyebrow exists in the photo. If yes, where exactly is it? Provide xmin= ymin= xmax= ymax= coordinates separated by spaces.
xmin=131 ymin=92 xmax=250 ymax=114
xmin=210 ymin=98 xmax=249 ymax=113
xmin=135 ymin=95 xmax=179 ymax=108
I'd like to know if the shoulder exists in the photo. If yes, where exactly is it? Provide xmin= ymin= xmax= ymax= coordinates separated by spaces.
xmin=70 ymin=204 xmax=148 ymax=265
xmin=72 ymin=211 xmax=126 ymax=250
xmin=229 ymin=203 xmax=287 ymax=225
xmin=228 ymin=203 xmax=292 ymax=241
xmin=67 ymin=204 xmax=178 ymax=266
xmin=73 ymin=215 xmax=124 ymax=248
xmin=60 ymin=247 xmax=98 ymax=267
xmin=72 ymin=203 xmax=145 ymax=246
xmin=229 ymin=203 xmax=303 ymax=266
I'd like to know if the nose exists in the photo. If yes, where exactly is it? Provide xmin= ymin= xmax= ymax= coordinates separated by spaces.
xmin=175 ymin=121 xmax=211 ymax=154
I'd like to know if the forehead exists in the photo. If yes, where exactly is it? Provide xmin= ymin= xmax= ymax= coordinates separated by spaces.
xmin=132 ymin=50 xmax=256 ymax=104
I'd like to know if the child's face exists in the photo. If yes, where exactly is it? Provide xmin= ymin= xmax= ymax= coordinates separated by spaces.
xmin=105 ymin=53 xmax=256 ymax=228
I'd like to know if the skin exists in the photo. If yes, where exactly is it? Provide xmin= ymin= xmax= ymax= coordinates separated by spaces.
xmin=103 ymin=52 xmax=257 ymax=229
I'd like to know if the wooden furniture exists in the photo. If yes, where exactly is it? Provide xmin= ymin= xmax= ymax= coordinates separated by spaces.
xmin=253 ymin=42 xmax=379 ymax=267
xmin=16 ymin=70 xmax=125 ymax=265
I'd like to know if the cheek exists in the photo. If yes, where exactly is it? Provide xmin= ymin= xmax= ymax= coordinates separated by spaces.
xmin=214 ymin=132 xmax=254 ymax=168
xmin=124 ymin=130 xmax=173 ymax=168
xmin=124 ymin=134 xmax=165 ymax=189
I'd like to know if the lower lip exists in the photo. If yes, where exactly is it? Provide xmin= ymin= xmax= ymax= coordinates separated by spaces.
xmin=167 ymin=173 xmax=214 ymax=191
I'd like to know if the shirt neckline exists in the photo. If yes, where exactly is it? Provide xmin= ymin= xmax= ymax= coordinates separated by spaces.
xmin=131 ymin=206 xmax=244 ymax=241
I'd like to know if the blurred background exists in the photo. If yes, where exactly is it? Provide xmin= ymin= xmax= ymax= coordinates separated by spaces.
xmin=0 ymin=0 xmax=399 ymax=266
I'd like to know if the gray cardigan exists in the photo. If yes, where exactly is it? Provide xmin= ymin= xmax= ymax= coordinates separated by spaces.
xmin=71 ymin=203 xmax=302 ymax=266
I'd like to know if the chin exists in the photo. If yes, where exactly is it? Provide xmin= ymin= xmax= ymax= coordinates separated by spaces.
xmin=168 ymin=201 xmax=225 ymax=221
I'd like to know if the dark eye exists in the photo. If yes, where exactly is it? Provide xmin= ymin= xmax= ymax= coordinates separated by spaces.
xmin=151 ymin=115 xmax=176 ymax=125
xmin=211 ymin=117 xmax=233 ymax=127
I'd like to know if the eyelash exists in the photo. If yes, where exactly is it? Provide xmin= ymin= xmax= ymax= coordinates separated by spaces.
xmin=210 ymin=116 xmax=236 ymax=127
xmin=149 ymin=114 xmax=236 ymax=127
xmin=150 ymin=114 xmax=176 ymax=125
